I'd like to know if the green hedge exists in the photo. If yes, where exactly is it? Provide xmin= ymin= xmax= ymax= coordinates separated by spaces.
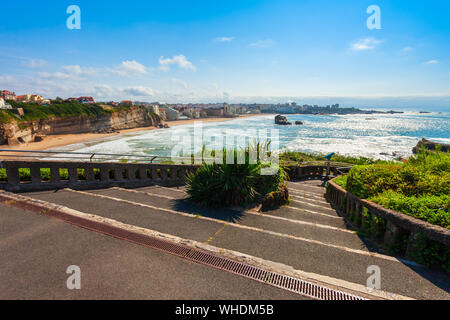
xmin=370 ymin=191 xmax=450 ymax=229
xmin=345 ymin=152 xmax=449 ymax=228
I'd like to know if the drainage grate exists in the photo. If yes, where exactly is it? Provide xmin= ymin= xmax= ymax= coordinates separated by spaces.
xmin=0 ymin=194 xmax=366 ymax=300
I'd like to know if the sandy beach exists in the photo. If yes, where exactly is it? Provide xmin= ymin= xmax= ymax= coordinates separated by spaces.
xmin=0 ymin=114 xmax=270 ymax=156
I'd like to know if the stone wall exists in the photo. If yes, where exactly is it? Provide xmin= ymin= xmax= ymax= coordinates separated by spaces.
xmin=326 ymin=179 xmax=450 ymax=258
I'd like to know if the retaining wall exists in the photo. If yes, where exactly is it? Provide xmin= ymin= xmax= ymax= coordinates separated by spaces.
xmin=326 ymin=179 xmax=450 ymax=259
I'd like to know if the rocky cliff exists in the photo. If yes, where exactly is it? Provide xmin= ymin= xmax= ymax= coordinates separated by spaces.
xmin=0 ymin=106 xmax=163 ymax=145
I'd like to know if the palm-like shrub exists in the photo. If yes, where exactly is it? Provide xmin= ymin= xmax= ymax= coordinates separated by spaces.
xmin=185 ymin=142 xmax=288 ymax=208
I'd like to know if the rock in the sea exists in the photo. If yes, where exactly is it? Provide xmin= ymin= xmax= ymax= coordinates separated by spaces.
xmin=412 ymin=138 xmax=449 ymax=154
xmin=275 ymin=115 xmax=292 ymax=125
xmin=295 ymin=121 xmax=303 ymax=125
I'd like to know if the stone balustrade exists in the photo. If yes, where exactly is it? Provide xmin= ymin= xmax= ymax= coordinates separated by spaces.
xmin=327 ymin=179 xmax=450 ymax=259
xmin=286 ymin=165 xmax=351 ymax=180
xmin=0 ymin=160 xmax=200 ymax=192
xmin=0 ymin=160 xmax=352 ymax=193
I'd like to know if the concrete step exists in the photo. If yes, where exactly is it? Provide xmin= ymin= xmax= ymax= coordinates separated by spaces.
xmin=83 ymin=188 xmax=365 ymax=250
xmin=288 ymin=182 xmax=327 ymax=195
xmin=23 ymin=189 xmax=222 ymax=243
xmin=288 ymin=200 xmax=339 ymax=217
xmin=119 ymin=186 xmax=344 ymax=227
xmin=262 ymin=206 xmax=346 ymax=229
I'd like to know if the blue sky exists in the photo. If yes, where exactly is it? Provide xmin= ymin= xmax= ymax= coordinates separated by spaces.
xmin=1 ymin=0 xmax=450 ymax=109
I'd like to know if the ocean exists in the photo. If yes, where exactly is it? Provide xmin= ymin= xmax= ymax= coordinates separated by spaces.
xmin=56 ymin=112 xmax=450 ymax=161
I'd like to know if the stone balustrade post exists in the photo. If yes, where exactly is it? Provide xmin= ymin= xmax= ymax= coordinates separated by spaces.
xmin=6 ymin=166 xmax=19 ymax=185
xmin=84 ymin=167 xmax=95 ymax=182
xmin=68 ymin=167 xmax=78 ymax=183
xmin=50 ymin=167 xmax=60 ymax=183
xmin=30 ymin=167 xmax=41 ymax=185
xmin=100 ymin=167 xmax=110 ymax=181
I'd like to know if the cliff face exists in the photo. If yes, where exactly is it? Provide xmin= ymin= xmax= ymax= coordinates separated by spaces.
xmin=0 ymin=106 xmax=162 ymax=145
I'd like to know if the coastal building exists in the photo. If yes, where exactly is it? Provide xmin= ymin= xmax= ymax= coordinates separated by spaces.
xmin=149 ymin=105 xmax=160 ymax=115
xmin=16 ymin=94 xmax=44 ymax=104
xmin=0 ymin=97 xmax=12 ymax=109
xmin=78 ymin=96 xmax=95 ymax=104
xmin=159 ymin=105 xmax=179 ymax=121
xmin=120 ymin=100 xmax=133 ymax=106
xmin=277 ymin=105 xmax=295 ymax=114
xmin=0 ymin=90 xmax=16 ymax=101
xmin=204 ymin=108 xmax=224 ymax=117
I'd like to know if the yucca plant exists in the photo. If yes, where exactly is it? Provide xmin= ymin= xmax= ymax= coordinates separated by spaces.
xmin=185 ymin=141 xmax=288 ymax=208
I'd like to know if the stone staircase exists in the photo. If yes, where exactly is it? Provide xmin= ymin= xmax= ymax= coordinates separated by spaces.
xmin=2 ymin=179 xmax=445 ymax=300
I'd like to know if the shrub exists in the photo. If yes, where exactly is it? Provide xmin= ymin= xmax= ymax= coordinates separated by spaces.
xmin=186 ymin=142 xmax=288 ymax=208
xmin=185 ymin=162 xmax=287 ymax=208
xmin=369 ymin=191 xmax=450 ymax=229
xmin=346 ymin=152 xmax=450 ymax=199
xmin=333 ymin=175 xmax=347 ymax=189
xmin=346 ymin=164 xmax=403 ymax=198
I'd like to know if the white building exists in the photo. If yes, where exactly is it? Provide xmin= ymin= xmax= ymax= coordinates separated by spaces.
xmin=148 ymin=105 xmax=160 ymax=115
xmin=0 ymin=97 xmax=12 ymax=109
xmin=159 ymin=105 xmax=179 ymax=121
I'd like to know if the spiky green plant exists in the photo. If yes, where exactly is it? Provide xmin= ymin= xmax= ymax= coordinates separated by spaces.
xmin=185 ymin=141 xmax=287 ymax=208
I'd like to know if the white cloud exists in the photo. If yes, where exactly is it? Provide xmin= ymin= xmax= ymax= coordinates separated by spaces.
xmin=159 ymin=54 xmax=196 ymax=71
xmin=402 ymin=46 xmax=413 ymax=52
xmin=93 ymin=84 xmax=115 ymax=97
xmin=112 ymin=60 xmax=148 ymax=76
xmin=351 ymin=38 xmax=381 ymax=51
xmin=61 ymin=65 xmax=97 ymax=76
xmin=424 ymin=60 xmax=439 ymax=65
xmin=21 ymin=59 xmax=48 ymax=68
xmin=122 ymin=86 xmax=154 ymax=97
xmin=37 ymin=64 xmax=97 ymax=80
xmin=249 ymin=39 xmax=274 ymax=48
xmin=214 ymin=36 xmax=235 ymax=43
xmin=171 ymin=78 xmax=188 ymax=88
xmin=38 ymin=71 xmax=71 ymax=80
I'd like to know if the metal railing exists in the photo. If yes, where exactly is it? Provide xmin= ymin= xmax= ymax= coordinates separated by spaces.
xmin=0 ymin=149 xmax=355 ymax=168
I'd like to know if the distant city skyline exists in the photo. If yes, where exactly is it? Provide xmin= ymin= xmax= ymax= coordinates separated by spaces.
xmin=1 ymin=1 xmax=449 ymax=110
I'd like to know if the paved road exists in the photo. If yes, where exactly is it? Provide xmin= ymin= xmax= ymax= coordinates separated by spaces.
xmin=0 ymin=203 xmax=305 ymax=300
